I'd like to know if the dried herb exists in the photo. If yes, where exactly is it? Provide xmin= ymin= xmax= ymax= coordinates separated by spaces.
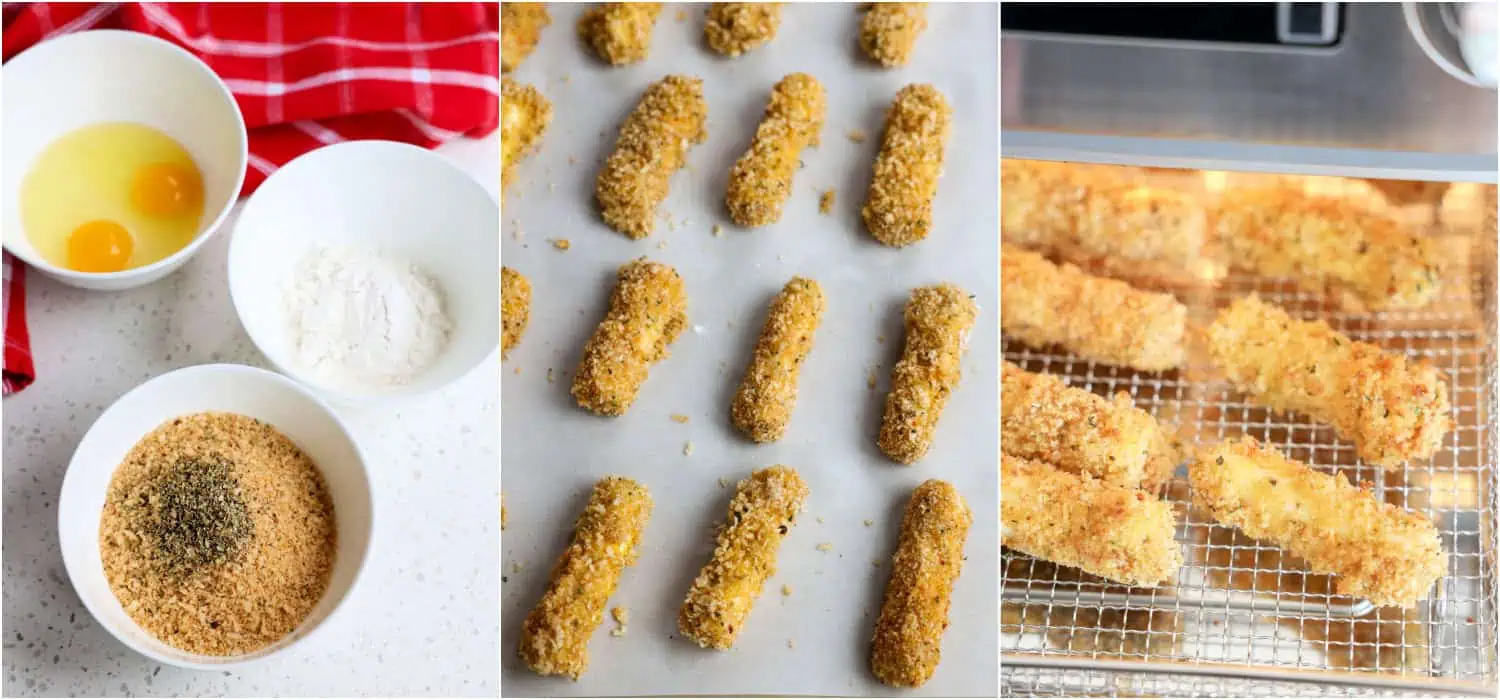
xmin=144 ymin=456 xmax=253 ymax=575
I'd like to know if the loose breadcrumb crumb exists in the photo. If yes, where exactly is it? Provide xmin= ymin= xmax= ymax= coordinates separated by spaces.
xmin=682 ymin=441 xmax=694 ymax=456
xmin=819 ymin=189 xmax=836 ymax=214
xmin=551 ymin=238 xmax=571 ymax=251
xmin=848 ymin=128 xmax=868 ymax=143
xmin=671 ymin=414 xmax=691 ymax=424
xmin=816 ymin=542 xmax=833 ymax=552
xmin=781 ymin=583 xmax=793 ymax=596
xmin=864 ymin=519 xmax=876 ymax=527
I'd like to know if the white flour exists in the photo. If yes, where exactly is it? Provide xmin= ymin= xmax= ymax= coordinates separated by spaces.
xmin=284 ymin=246 xmax=453 ymax=390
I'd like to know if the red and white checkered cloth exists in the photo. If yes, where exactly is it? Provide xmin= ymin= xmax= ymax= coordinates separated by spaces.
xmin=2 ymin=2 xmax=500 ymax=395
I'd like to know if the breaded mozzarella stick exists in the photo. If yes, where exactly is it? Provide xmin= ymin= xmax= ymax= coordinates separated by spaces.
xmin=501 ymin=78 xmax=552 ymax=192
xmin=1207 ymin=296 xmax=1452 ymax=466
xmin=731 ymin=277 xmax=825 ymax=442
xmin=863 ymin=84 xmax=951 ymax=247
xmin=1191 ymin=438 xmax=1445 ymax=608
xmin=859 ymin=3 xmax=927 ymax=67
xmin=1001 ymin=362 xmax=1179 ymax=492
xmin=1215 ymin=187 xmax=1442 ymax=310
xmin=726 ymin=73 xmax=827 ymax=228
xmin=870 ymin=479 xmax=970 ymax=688
xmin=520 ymin=476 xmax=653 ymax=679
xmin=578 ymin=2 xmax=663 ymax=65
xmin=572 ymin=259 xmax=688 ymax=416
xmin=501 ymin=3 xmax=550 ymax=72
xmin=502 ymin=266 xmax=531 ymax=359
xmin=878 ymin=284 xmax=976 ymax=464
xmin=679 ymin=465 xmax=809 ymax=649
xmin=704 ymin=3 xmax=782 ymax=56
xmin=596 ymin=75 xmax=708 ymax=239
xmin=1001 ymin=453 xmax=1182 ymax=587
xmin=1001 ymin=244 xmax=1187 ymax=371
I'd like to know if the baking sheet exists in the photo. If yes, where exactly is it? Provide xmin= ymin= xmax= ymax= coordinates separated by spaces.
xmin=500 ymin=3 xmax=998 ymax=697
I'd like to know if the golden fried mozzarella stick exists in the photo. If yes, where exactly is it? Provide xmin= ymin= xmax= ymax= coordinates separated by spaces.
xmin=1000 ymin=159 xmax=1208 ymax=274
xmin=731 ymin=277 xmax=825 ymax=442
xmin=596 ymin=75 xmax=708 ymax=239
xmin=501 ymin=2 xmax=550 ymax=72
xmin=1001 ymin=453 xmax=1182 ymax=587
xmin=1215 ymin=187 xmax=1442 ymax=310
xmin=859 ymin=3 xmax=927 ymax=68
xmin=572 ymin=259 xmax=688 ymax=416
xmin=1001 ymin=362 xmax=1179 ymax=492
xmin=863 ymin=84 xmax=951 ymax=247
xmin=1191 ymin=438 xmax=1445 ymax=608
xmin=680 ymin=465 xmax=809 ymax=649
xmin=1207 ymin=296 xmax=1452 ymax=466
xmin=501 ymin=78 xmax=552 ymax=193
xmin=502 ymin=266 xmax=532 ymax=359
xmin=577 ymin=2 xmax=663 ymax=65
xmin=878 ymin=284 xmax=976 ymax=464
xmin=870 ymin=479 xmax=971 ymax=688
xmin=725 ymin=73 xmax=827 ymax=228
xmin=704 ymin=2 xmax=782 ymax=57
xmin=1000 ymin=244 xmax=1187 ymax=371
xmin=520 ymin=476 xmax=653 ymax=679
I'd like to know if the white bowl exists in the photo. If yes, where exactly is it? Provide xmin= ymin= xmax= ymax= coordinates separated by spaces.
xmin=0 ymin=30 xmax=247 ymax=291
xmin=228 ymin=140 xmax=499 ymax=402
xmin=57 ymin=364 xmax=374 ymax=669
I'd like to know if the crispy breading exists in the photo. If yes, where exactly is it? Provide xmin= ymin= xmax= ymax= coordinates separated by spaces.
xmin=1001 ymin=362 xmax=1178 ymax=492
xmin=878 ymin=284 xmax=976 ymax=464
xmin=520 ymin=476 xmax=653 ymax=679
xmin=1000 ymin=244 xmax=1186 ymax=371
xmin=501 ymin=78 xmax=552 ymax=193
xmin=572 ymin=259 xmax=688 ymax=416
xmin=1206 ymin=296 xmax=1452 ymax=466
xmin=1190 ymin=438 xmax=1445 ymax=608
xmin=501 ymin=266 xmax=531 ymax=359
xmin=731 ymin=277 xmax=825 ymax=442
xmin=862 ymin=84 xmax=951 ymax=247
xmin=870 ymin=479 xmax=970 ymax=688
xmin=501 ymin=2 xmax=550 ymax=72
xmin=1214 ymin=187 xmax=1442 ymax=310
xmin=679 ymin=466 xmax=808 ymax=649
xmin=725 ymin=73 xmax=827 ymax=228
xmin=596 ymin=75 xmax=708 ymax=239
xmin=577 ymin=2 xmax=663 ymax=65
xmin=859 ymin=3 xmax=927 ymax=67
xmin=704 ymin=2 xmax=782 ymax=56
xmin=1001 ymin=453 xmax=1182 ymax=587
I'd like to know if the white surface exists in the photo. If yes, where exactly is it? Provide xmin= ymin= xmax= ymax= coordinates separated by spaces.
xmin=0 ymin=30 xmax=248 ymax=291
xmin=500 ymin=4 xmax=998 ymax=697
xmin=1 ymin=134 xmax=498 ymax=696
xmin=230 ymin=140 xmax=500 ymax=402
xmin=57 ymin=364 xmax=374 ymax=670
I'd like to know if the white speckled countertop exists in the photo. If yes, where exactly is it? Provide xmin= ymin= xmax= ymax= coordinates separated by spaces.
xmin=1 ymin=136 xmax=500 ymax=697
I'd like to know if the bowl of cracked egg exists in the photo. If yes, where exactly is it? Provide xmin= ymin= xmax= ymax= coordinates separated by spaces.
xmin=58 ymin=364 xmax=374 ymax=667
xmin=1 ymin=30 xmax=247 ymax=291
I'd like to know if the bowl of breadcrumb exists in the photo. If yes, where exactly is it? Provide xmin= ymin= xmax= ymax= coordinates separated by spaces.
xmin=58 ymin=363 xmax=375 ymax=668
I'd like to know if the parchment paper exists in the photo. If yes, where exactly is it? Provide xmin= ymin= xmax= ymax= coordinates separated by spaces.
xmin=500 ymin=3 xmax=998 ymax=696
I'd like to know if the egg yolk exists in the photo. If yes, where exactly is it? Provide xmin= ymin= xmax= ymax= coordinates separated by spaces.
xmin=67 ymin=220 xmax=134 ymax=273
xmin=130 ymin=162 xmax=203 ymax=219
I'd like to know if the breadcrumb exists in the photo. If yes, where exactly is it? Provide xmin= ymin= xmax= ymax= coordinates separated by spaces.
xmin=572 ymin=259 xmax=688 ymax=416
xmin=819 ymin=189 xmax=836 ymax=214
xmin=870 ymin=479 xmax=970 ymax=689
xmin=577 ymin=3 xmax=663 ymax=66
xmin=520 ymin=477 xmax=652 ymax=679
xmin=1206 ymin=295 xmax=1452 ymax=466
xmin=704 ymin=3 xmax=782 ymax=57
xmin=551 ymin=238 xmax=571 ymax=251
xmin=863 ymin=84 xmax=951 ymax=247
xmin=816 ymin=542 xmax=833 ymax=552
xmin=596 ymin=76 xmax=708 ymax=239
xmin=680 ymin=466 xmax=809 ymax=650
xmin=671 ymin=413 xmax=691 ymax=424
xmin=781 ymin=584 xmax=793 ymax=596
xmin=501 ymin=3 xmax=550 ymax=73
xmin=859 ymin=3 xmax=927 ymax=68
xmin=731 ymin=277 xmax=826 ymax=442
xmin=878 ymin=284 xmax=976 ymax=464
xmin=726 ymin=73 xmax=827 ymax=228
xmin=501 ymin=78 xmax=552 ymax=193
xmin=1002 ymin=453 xmax=1181 ymax=586
xmin=1191 ymin=437 xmax=1445 ymax=608
xmin=501 ymin=267 xmax=532 ymax=360
xmin=682 ymin=441 xmax=694 ymax=456
xmin=847 ymin=128 xmax=868 ymax=143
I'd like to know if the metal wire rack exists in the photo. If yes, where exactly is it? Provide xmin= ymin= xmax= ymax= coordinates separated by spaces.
xmin=1001 ymin=182 xmax=1498 ymax=696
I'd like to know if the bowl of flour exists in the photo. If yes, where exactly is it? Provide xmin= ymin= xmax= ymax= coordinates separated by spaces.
xmin=228 ymin=140 xmax=498 ymax=401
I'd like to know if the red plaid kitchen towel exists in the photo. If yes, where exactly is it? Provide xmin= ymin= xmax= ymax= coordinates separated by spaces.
xmin=2 ymin=255 xmax=35 ymax=395
xmin=2 ymin=2 xmax=500 ymax=395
